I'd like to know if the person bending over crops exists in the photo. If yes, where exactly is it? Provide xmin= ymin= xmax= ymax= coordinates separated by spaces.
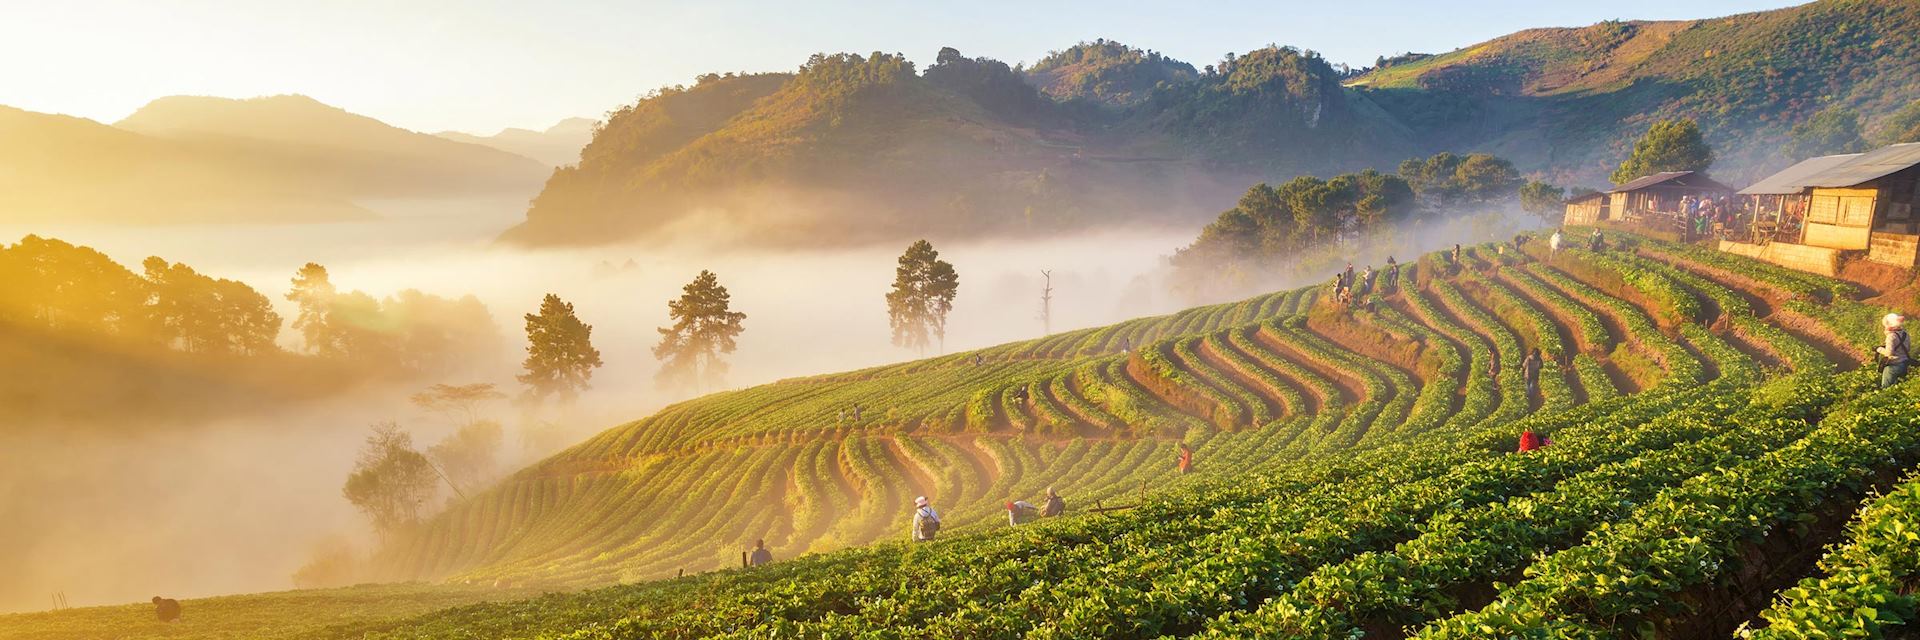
xmin=1005 ymin=500 xmax=1038 ymax=526
xmin=1878 ymin=313 xmax=1910 ymax=389
xmin=1517 ymin=430 xmax=1551 ymax=453
xmin=912 ymin=496 xmax=941 ymax=541
xmin=1177 ymin=442 xmax=1194 ymax=474
xmin=152 ymin=596 xmax=182 ymax=623
xmin=1041 ymin=487 xmax=1065 ymax=517
xmin=749 ymin=539 xmax=772 ymax=567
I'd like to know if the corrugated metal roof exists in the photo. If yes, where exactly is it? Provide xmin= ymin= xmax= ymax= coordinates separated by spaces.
xmin=1609 ymin=171 xmax=1692 ymax=192
xmin=1607 ymin=171 xmax=1735 ymax=194
xmin=1564 ymin=191 xmax=1606 ymax=204
xmin=1738 ymin=154 xmax=1862 ymax=195
xmin=1799 ymin=143 xmax=1920 ymax=188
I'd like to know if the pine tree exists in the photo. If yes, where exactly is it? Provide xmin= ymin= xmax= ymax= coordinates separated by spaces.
xmin=1611 ymin=119 xmax=1713 ymax=184
xmin=653 ymin=270 xmax=747 ymax=393
xmin=886 ymin=240 xmax=960 ymax=355
xmin=288 ymin=263 xmax=342 ymax=355
xmin=517 ymin=294 xmax=603 ymax=405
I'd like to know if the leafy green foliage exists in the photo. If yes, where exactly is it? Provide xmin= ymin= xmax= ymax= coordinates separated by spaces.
xmin=1520 ymin=179 xmax=1566 ymax=221
xmin=885 ymin=240 xmax=960 ymax=354
xmin=1784 ymin=106 xmax=1869 ymax=159
xmin=518 ymin=294 xmax=603 ymax=405
xmin=653 ymin=270 xmax=747 ymax=392
xmin=1875 ymin=98 xmax=1920 ymax=145
xmin=1024 ymin=39 xmax=1197 ymax=107
xmin=1611 ymin=118 xmax=1713 ymax=184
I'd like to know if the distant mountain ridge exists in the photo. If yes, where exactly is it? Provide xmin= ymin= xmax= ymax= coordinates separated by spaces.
xmin=507 ymin=0 xmax=1920 ymax=247
xmin=436 ymin=117 xmax=598 ymax=167
xmin=0 ymin=95 xmax=549 ymax=225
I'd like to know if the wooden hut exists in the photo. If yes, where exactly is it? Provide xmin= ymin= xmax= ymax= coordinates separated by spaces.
xmin=1794 ymin=142 xmax=1920 ymax=265
xmin=1604 ymin=171 xmax=1735 ymax=225
xmin=1736 ymin=153 xmax=1860 ymax=244
xmin=1562 ymin=191 xmax=1607 ymax=225
xmin=1718 ymin=143 xmax=1920 ymax=274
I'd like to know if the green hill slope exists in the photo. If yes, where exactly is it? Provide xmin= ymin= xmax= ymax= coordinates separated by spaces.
xmin=512 ymin=1 xmax=1920 ymax=247
xmin=503 ymin=46 xmax=1410 ymax=247
xmin=18 ymin=230 xmax=1920 ymax=639
xmin=1351 ymin=0 xmax=1920 ymax=185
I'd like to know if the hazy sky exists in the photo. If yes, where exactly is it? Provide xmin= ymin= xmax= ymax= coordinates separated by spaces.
xmin=2 ymin=0 xmax=1801 ymax=135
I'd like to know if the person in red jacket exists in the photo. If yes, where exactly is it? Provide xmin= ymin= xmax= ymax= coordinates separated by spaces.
xmin=1177 ymin=442 xmax=1194 ymax=474
xmin=1517 ymin=430 xmax=1542 ymax=453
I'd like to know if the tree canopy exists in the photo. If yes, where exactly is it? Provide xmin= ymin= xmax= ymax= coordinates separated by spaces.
xmin=653 ymin=270 xmax=748 ymax=393
xmin=342 ymin=422 xmax=439 ymax=537
xmin=886 ymin=240 xmax=960 ymax=355
xmin=1611 ymin=119 xmax=1713 ymax=184
xmin=517 ymin=294 xmax=603 ymax=405
xmin=1784 ymin=107 xmax=1868 ymax=159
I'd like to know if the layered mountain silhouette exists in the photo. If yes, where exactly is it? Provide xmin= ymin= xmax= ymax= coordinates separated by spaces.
xmin=506 ymin=0 xmax=1920 ymax=247
xmin=437 ymin=117 xmax=597 ymax=167
xmin=0 ymin=95 xmax=548 ymax=224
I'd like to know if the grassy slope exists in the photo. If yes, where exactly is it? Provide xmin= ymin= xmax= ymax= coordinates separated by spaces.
xmin=12 ymin=230 xmax=1906 ymax=639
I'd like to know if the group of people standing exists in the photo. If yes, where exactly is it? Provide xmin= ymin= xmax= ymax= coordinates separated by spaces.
xmin=1333 ymin=257 xmax=1397 ymax=308
xmin=1680 ymin=195 xmax=1740 ymax=241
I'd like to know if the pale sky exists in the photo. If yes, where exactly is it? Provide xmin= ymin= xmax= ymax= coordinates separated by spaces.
xmin=0 ymin=0 xmax=1802 ymax=135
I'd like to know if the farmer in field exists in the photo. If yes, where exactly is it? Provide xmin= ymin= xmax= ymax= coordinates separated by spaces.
xmin=1522 ymin=348 xmax=1542 ymax=397
xmin=1549 ymin=228 xmax=1563 ymax=256
xmin=1006 ymin=500 xmax=1038 ymax=526
xmin=1041 ymin=486 xmax=1065 ymax=517
xmin=749 ymin=539 xmax=773 ymax=566
xmin=152 ymin=596 xmax=182 ymax=622
xmin=1878 ymin=313 xmax=1910 ymax=389
xmin=1589 ymin=229 xmax=1605 ymax=252
xmin=1177 ymin=442 xmax=1194 ymax=475
xmin=1517 ymin=430 xmax=1551 ymax=453
xmin=912 ymin=496 xmax=941 ymax=541
xmin=1383 ymin=256 xmax=1398 ymax=290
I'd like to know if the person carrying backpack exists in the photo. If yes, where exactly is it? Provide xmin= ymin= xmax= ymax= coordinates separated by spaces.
xmin=1041 ymin=487 xmax=1065 ymax=517
xmin=912 ymin=496 xmax=941 ymax=541
xmin=1878 ymin=313 xmax=1910 ymax=389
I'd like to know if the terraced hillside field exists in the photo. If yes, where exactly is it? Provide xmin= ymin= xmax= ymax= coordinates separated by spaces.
xmin=16 ymin=228 xmax=1920 ymax=640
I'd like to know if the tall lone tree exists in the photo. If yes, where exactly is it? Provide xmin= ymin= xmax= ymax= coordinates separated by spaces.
xmin=1611 ymin=119 xmax=1713 ymax=184
xmin=886 ymin=240 xmax=960 ymax=355
xmin=517 ymin=294 xmax=603 ymax=405
xmin=653 ymin=270 xmax=747 ymax=393
xmin=341 ymin=422 xmax=439 ymax=538
xmin=287 ymin=263 xmax=342 ymax=355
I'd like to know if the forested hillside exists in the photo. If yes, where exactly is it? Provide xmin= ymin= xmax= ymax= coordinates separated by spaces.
xmin=1351 ymin=0 xmax=1920 ymax=185
xmin=31 ymin=228 xmax=1920 ymax=638
xmin=509 ymin=0 xmax=1920 ymax=247
xmin=503 ymin=45 xmax=1410 ymax=246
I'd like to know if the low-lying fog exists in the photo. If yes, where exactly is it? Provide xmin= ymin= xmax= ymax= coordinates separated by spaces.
xmin=0 ymin=198 xmax=1204 ymax=614
xmin=0 ymin=197 xmax=1539 ymax=614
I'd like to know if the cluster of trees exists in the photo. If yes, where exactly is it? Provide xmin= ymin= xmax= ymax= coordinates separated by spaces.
xmin=514 ymin=240 xmax=965 ymax=408
xmin=342 ymin=383 xmax=511 ymax=541
xmin=1022 ymin=39 xmax=1198 ymax=106
xmin=1175 ymin=151 xmax=1523 ymax=272
xmin=1611 ymin=118 xmax=1714 ymax=184
xmin=285 ymin=263 xmax=502 ymax=376
xmin=0 ymin=235 xmax=280 ymax=356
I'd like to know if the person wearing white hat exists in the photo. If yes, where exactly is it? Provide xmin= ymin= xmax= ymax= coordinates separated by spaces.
xmin=1878 ymin=312 xmax=1910 ymax=389
xmin=911 ymin=496 xmax=941 ymax=541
